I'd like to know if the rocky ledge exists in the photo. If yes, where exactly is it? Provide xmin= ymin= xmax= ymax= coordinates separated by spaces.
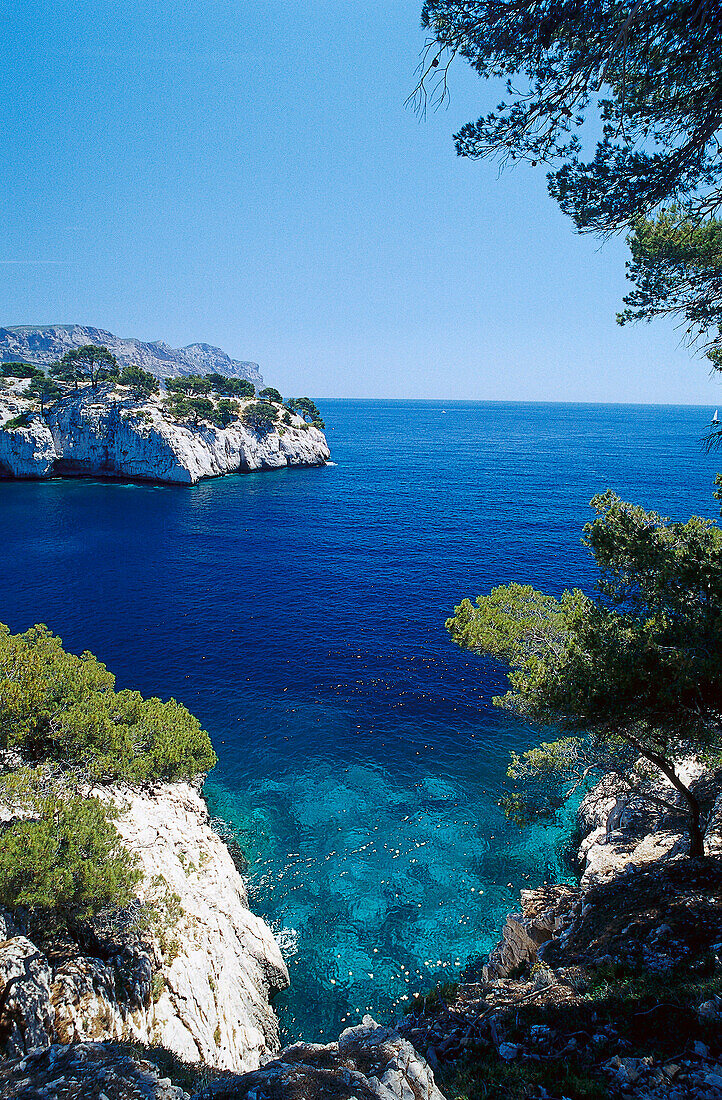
xmin=399 ymin=763 xmax=722 ymax=1100
xmin=0 ymin=1019 xmax=445 ymax=1100
xmin=0 ymin=385 xmax=330 ymax=484
xmin=0 ymin=783 xmax=289 ymax=1073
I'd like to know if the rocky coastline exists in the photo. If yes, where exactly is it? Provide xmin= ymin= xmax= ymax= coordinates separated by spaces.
xmin=397 ymin=763 xmax=722 ymax=1100
xmin=0 ymin=385 xmax=330 ymax=484
xmin=0 ymin=782 xmax=288 ymax=1073
xmin=1 ymin=764 xmax=720 ymax=1099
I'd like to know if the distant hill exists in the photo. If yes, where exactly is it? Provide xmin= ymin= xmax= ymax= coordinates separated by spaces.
xmin=0 ymin=325 xmax=263 ymax=387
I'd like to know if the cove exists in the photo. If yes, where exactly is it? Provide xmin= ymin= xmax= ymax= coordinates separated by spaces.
xmin=2 ymin=399 xmax=719 ymax=1042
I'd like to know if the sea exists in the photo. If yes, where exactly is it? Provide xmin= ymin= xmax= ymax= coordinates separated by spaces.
xmin=2 ymin=400 xmax=720 ymax=1042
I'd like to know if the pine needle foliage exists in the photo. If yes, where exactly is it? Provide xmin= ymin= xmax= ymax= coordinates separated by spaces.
xmin=0 ymin=624 xmax=217 ymax=783
xmin=447 ymin=490 xmax=722 ymax=855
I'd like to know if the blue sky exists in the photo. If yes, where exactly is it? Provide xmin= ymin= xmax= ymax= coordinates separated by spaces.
xmin=1 ymin=0 xmax=719 ymax=404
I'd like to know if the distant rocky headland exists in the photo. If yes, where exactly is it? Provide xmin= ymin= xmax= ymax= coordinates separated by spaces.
xmin=0 ymin=331 xmax=330 ymax=484
xmin=0 ymin=326 xmax=263 ymax=388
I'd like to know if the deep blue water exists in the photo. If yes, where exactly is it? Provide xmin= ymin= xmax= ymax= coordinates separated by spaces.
xmin=2 ymin=400 xmax=720 ymax=1042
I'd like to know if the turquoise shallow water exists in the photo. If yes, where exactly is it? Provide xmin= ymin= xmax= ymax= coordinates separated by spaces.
xmin=1 ymin=400 xmax=720 ymax=1041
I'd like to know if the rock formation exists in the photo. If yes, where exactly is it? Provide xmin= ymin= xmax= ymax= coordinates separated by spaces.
xmin=0 ymin=1041 xmax=190 ymax=1100
xmin=0 ymin=327 xmax=262 ymax=387
xmin=398 ymin=764 xmax=722 ymax=1100
xmin=481 ymin=883 xmax=578 ymax=982
xmin=0 ymin=784 xmax=289 ymax=1073
xmin=0 ymin=1020 xmax=447 ymax=1100
xmin=576 ymin=759 xmax=709 ymax=887
xmin=0 ymin=385 xmax=329 ymax=483
xmin=197 ymin=1017 xmax=447 ymax=1100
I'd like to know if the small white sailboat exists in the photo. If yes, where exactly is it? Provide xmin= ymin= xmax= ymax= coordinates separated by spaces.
xmin=713 ymin=409 xmax=720 ymax=425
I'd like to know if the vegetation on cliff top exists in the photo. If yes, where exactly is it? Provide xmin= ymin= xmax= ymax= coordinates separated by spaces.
xmin=286 ymin=396 xmax=325 ymax=429
xmin=0 ymin=769 xmax=141 ymax=922
xmin=1 ymin=347 xmax=328 ymax=439
xmin=50 ymin=344 xmax=120 ymax=390
xmin=241 ymin=400 xmax=278 ymax=433
xmin=0 ymin=623 xmax=216 ymax=921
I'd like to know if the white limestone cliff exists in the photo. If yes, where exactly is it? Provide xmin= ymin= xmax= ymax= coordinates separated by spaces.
xmin=0 ymin=385 xmax=329 ymax=484
xmin=0 ymin=783 xmax=289 ymax=1073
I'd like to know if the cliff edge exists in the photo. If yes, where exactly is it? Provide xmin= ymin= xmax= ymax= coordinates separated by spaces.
xmin=0 ymin=385 xmax=330 ymax=484
xmin=0 ymin=782 xmax=289 ymax=1074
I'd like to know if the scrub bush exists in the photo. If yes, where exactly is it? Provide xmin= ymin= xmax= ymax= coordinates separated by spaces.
xmin=0 ymin=770 xmax=140 ymax=921
xmin=241 ymin=401 xmax=278 ymax=434
xmin=0 ymin=623 xmax=217 ymax=783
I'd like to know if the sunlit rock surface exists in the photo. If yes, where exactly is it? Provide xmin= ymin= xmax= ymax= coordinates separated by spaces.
xmin=0 ymin=385 xmax=329 ymax=483
xmin=0 ymin=784 xmax=289 ymax=1073
xmin=0 ymin=326 xmax=263 ymax=387
xmin=196 ymin=1017 xmax=447 ymax=1100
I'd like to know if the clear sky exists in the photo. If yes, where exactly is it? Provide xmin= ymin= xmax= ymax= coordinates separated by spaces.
xmin=2 ymin=0 xmax=719 ymax=404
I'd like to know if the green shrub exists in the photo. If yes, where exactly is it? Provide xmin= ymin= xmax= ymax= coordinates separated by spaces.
xmin=27 ymin=377 xmax=62 ymax=416
xmin=204 ymin=374 xmax=254 ymax=399
xmin=241 ymin=401 xmax=278 ymax=434
xmin=151 ymin=973 xmax=166 ymax=1002
xmin=0 ymin=623 xmax=217 ymax=783
xmin=186 ymin=396 xmax=215 ymax=424
xmin=259 ymin=386 xmax=282 ymax=404
xmin=162 ymin=395 xmax=191 ymax=421
xmin=0 ymin=773 xmax=140 ymax=921
xmin=163 ymin=394 xmax=217 ymax=426
xmin=0 ymin=363 xmax=43 ymax=380
xmin=165 ymin=374 xmax=210 ymax=396
xmin=2 ymin=412 xmax=31 ymax=431
xmin=52 ymin=345 xmax=119 ymax=391
xmin=286 ymin=397 xmax=325 ymax=429
xmin=440 ymin=1052 xmax=608 ymax=1100
xmin=119 ymin=365 xmax=159 ymax=399
xmin=212 ymin=398 xmax=240 ymax=427
xmin=405 ymin=980 xmax=459 ymax=1015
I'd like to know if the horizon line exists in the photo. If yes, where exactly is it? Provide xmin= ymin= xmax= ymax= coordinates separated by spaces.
xmin=313 ymin=397 xmax=719 ymax=409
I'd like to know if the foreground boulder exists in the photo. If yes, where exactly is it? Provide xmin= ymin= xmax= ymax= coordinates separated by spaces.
xmin=0 ymin=1021 xmax=447 ymax=1100
xmin=0 ymin=1042 xmax=190 ymax=1100
xmin=196 ymin=1018 xmax=446 ymax=1100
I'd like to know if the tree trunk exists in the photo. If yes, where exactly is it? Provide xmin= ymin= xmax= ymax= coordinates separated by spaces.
xmin=682 ymin=786 xmax=705 ymax=858
xmin=634 ymin=742 xmax=706 ymax=857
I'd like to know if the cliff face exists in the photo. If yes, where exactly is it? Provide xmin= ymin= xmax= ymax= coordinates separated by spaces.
xmin=0 ymin=327 xmax=263 ymax=387
xmin=0 ymin=783 xmax=289 ymax=1073
xmin=0 ymin=386 xmax=330 ymax=484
